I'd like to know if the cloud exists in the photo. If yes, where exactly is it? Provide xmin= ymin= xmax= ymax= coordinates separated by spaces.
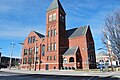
xmin=0 ymin=24 xmax=46 ymax=39
xmin=0 ymin=0 xmax=25 ymax=13
xmin=0 ymin=0 xmax=47 ymax=39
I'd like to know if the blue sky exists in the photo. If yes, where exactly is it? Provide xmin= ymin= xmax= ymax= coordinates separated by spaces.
xmin=0 ymin=0 xmax=120 ymax=58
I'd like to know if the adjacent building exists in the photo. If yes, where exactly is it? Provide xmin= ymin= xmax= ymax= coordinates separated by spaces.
xmin=96 ymin=52 xmax=119 ymax=67
xmin=21 ymin=0 xmax=96 ymax=70
xmin=0 ymin=56 xmax=20 ymax=68
xmin=0 ymin=53 xmax=1 ymax=66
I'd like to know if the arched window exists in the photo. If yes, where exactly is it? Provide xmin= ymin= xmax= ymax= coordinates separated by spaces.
xmin=42 ymin=45 xmax=45 ymax=56
xmin=69 ymin=57 xmax=74 ymax=62
xmin=53 ymin=13 xmax=56 ymax=20
xmin=49 ymin=15 xmax=52 ymax=22
xmin=63 ymin=58 xmax=67 ymax=63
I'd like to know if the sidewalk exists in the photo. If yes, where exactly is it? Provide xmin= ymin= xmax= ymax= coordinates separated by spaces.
xmin=0 ymin=68 xmax=120 ymax=78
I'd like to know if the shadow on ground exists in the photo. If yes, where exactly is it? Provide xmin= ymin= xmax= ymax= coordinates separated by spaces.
xmin=0 ymin=71 xmax=119 ymax=80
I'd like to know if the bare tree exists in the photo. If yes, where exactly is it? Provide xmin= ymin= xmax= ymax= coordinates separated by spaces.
xmin=102 ymin=9 xmax=120 ymax=71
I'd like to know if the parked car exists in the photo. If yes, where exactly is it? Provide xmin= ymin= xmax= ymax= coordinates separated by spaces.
xmin=106 ymin=60 xmax=119 ymax=68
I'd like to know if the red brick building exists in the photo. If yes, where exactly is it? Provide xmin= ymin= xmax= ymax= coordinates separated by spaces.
xmin=21 ymin=0 xmax=96 ymax=70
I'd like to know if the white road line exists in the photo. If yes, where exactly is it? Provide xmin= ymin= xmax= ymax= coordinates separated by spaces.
xmin=62 ymin=77 xmax=73 ymax=80
xmin=110 ymin=72 xmax=115 ymax=76
xmin=88 ymin=76 xmax=96 ymax=80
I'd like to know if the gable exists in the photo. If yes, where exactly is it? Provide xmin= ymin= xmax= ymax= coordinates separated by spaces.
xmin=23 ymin=31 xmax=45 ymax=43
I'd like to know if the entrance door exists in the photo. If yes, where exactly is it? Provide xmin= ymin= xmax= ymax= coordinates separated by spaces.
xmin=46 ymin=64 xmax=49 ymax=70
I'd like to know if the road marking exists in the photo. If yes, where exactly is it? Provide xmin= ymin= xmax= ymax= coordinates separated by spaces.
xmin=88 ymin=76 xmax=96 ymax=80
xmin=62 ymin=77 xmax=73 ymax=80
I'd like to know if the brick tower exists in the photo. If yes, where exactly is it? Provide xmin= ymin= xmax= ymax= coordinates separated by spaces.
xmin=45 ymin=0 xmax=67 ymax=70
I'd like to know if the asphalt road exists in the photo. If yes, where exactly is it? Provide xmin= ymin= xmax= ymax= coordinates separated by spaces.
xmin=0 ymin=71 xmax=119 ymax=80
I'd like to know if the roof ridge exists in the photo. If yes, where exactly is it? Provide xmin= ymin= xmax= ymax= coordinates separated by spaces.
xmin=82 ymin=26 xmax=89 ymax=35
xmin=34 ymin=31 xmax=43 ymax=35
xmin=34 ymin=31 xmax=45 ymax=38
xmin=66 ymin=27 xmax=78 ymax=31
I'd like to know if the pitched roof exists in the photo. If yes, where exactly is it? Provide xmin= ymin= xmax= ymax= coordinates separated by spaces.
xmin=66 ymin=28 xmax=77 ymax=38
xmin=34 ymin=31 xmax=45 ymax=38
xmin=47 ymin=0 xmax=65 ymax=14
xmin=66 ymin=26 xmax=88 ymax=39
xmin=63 ymin=46 xmax=78 ymax=56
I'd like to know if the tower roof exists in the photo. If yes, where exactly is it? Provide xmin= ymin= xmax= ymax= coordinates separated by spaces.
xmin=47 ymin=0 xmax=66 ymax=14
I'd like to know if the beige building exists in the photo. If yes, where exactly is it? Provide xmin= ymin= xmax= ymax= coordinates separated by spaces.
xmin=96 ymin=52 xmax=119 ymax=67
xmin=96 ymin=52 xmax=109 ymax=62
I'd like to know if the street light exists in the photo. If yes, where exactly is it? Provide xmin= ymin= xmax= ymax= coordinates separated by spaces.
xmin=9 ymin=42 xmax=15 ymax=69
xmin=34 ymin=40 xmax=38 ymax=71
xmin=19 ymin=42 xmax=24 ymax=69
xmin=39 ymin=39 xmax=44 ymax=71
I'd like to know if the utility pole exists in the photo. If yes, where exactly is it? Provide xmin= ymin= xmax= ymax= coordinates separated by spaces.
xmin=9 ymin=42 xmax=15 ymax=69
xmin=34 ymin=40 xmax=38 ymax=71
xmin=107 ymin=36 xmax=114 ymax=71
xmin=19 ymin=42 xmax=24 ymax=65
xmin=39 ymin=44 xmax=41 ymax=71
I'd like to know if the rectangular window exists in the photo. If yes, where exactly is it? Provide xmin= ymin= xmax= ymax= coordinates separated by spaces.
xmin=36 ymin=57 xmax=39 ymax=60
xmin=52 ymin=43 xmax=53 ymax=50
xmin=28 ymin=37 xmax=30 ymax=44
xmin=53 ymin=13 xmax=56 ymax=20
xmin=33 ymin=36 xmax=35 ymax=43
xmin=50 ymin=43 xmax=52 ymax=51
xmin=51 ymin=30 xmax=53 ymax=37
xmin=88 ymin=53 xmax=90 ymax=60
xmin=28 ymin=58 xmax=32 ymax=64
xmin=29 ymin=48 xmax=32 ymax=55
xmin=24 ymin=49 xmax=28 ymax=55
xmin=36 ymin=47 xmax=38 ymax=54
xmin=60 ymin=14 xmax=64 ymax=22
xmin=47 ymin=56 xmax=49 ymax=60
xmin=48 ymin=44 xmax=50 ymax=51
xmin=50 ymin=56 xmax=52 ymax=60
xmin=28 ymin=36 xmax=36 ymax=44
xmin=30 ymin=37 xmax=32 ymax=43
xmin=49 ymin=15 xmax=52 ymax=22
xmin=42 ymin=45 xmax=45 ymax=56
xmin=48 ymin=30 xmax=50 ymax=37
xmin=23 ymin=58 xmax=27 ymax=64
xmin=54 ymin=43 xmax=56 ymax=50
xmin=54 ymin=56 xmax=56 ymax=60
xmin=54 ymin=29 xmax=56 ymax=36
xmin=62 ymin=16 xmax=64 ymax=19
